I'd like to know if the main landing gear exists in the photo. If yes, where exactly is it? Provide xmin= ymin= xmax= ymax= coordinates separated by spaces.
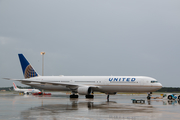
xmin=69 ymin=94 xmax=94 ymax=98
xmin=70 ymin=94 xmax=78 ymax=98
xmin=147 ymin=92 xmax=152 ymax=100
xmin=85 ymin=95 xmax=94 ymax=99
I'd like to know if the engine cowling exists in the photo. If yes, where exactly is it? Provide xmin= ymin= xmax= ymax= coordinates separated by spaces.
xmin=77 ymin=86 xmax=91 ymax=95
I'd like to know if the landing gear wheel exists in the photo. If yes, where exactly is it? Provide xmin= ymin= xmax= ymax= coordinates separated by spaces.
xmin=168 ymin=95 xmax=172 ymax=100
xmin=147 ymin=96 xmax=151 ymax=100
xmin=147 ymin=92 xmax=152 ymax=100
xmin=178 ymin=95 xmax=180 ymax=100
xmin=85 ymin=95 xmax=94 ymax=99
xmin=70 ymin=94 xmax=78 ymax=98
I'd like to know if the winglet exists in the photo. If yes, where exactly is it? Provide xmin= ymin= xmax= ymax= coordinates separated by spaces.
xmin=18 ymin=54 xmax=39 ymax=78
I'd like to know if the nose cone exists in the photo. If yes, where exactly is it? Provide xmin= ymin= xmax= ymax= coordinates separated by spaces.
xmin=153 ymin=82 xmax=162 ymax=91
xmin=155 ymin=83 xmax=162 ymax=91
xmin=158 ymin=83 xmax=163 ymax=88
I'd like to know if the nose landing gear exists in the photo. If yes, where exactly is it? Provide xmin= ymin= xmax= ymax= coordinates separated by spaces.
xmin=147 ymin=92 xmax=152 ymax=100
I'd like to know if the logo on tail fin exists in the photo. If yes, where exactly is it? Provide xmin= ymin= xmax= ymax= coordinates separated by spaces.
xmin=13 ymin=82 xmax=17 ymax=89
xmin=24 ymin=65 xmax=38 ymax=78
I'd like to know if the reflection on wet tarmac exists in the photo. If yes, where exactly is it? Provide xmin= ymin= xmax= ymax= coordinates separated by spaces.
xmin=0 ymin=93 xmax=180 ymax=120
xmin=21 ymin=99 xmax=156 ymax=119
xmin=163 ymin=100 xmax=180 ymax=105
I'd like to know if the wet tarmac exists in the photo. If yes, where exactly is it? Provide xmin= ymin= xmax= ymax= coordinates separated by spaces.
xmin=0 ymin=92 xmax=180 ymax=120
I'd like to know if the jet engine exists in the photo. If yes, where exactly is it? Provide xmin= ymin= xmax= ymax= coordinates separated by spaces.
xmin=77 ymin=86 xmax=91 ymax=95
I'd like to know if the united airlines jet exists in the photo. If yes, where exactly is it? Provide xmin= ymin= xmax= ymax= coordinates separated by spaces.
xmin=5 ymin=54 xmax=162 ymax=100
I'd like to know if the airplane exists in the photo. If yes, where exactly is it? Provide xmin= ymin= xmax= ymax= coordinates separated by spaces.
xmin=12 ymin=82 xmax=41 ymax=95
xmin=5 ymin=54 xmax=162 ymax=100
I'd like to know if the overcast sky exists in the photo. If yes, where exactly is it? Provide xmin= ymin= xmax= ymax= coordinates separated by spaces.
xmin=0 ymin=0 xmax=180 ymax=87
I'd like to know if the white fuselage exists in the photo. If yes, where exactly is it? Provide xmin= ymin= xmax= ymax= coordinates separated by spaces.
xmin=23 ymin=76 xmax=162 ymax=93
xmin=14 ymin=88 xmax=40 ymax=93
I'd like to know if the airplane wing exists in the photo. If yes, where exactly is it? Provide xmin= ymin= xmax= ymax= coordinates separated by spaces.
xmin=3 ymin=78 xmax=22 ymax=81
xmin=3 ymin=78 xmax=100 ymax=89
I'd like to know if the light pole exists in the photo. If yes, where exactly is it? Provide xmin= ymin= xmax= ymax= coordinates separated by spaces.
xmin=40 ymin=52 xmax=45 ymax=76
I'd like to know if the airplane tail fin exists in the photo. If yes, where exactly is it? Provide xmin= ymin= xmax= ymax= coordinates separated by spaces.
xmin=13 ymin=82 xmax=19 ymax=90
xmin=18 ymin=54 xmax=39 ymax=79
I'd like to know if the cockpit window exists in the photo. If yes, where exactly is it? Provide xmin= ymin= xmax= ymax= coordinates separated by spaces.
xmin=151 ymin=81 xmax=158 ymax=83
